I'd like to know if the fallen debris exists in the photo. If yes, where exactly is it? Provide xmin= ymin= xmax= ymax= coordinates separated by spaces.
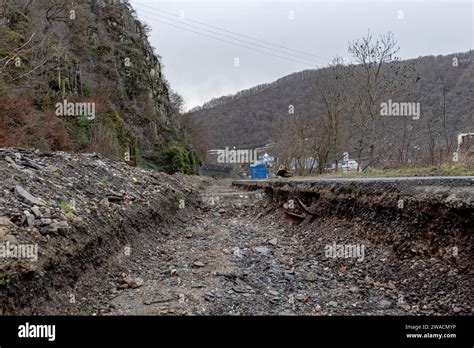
xmin=122 ymin=274 xmax=144 ymax=289
xmin=14 ymin=186 xmax=45 ymax=206
xmin=0 ymin=147 xmax=210 ymax=314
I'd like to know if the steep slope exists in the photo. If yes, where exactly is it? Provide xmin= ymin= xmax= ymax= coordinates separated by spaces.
xmin=0 ymin=147 xmax=209 ymax=314
xmin=0 ymin=0 xmax=199 ymax=173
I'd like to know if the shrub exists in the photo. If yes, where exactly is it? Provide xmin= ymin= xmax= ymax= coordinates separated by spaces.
xmin=0 ymin=93 xmax=73 ymax=150
xmin=160 ymin=144 xmax=199 ymax=174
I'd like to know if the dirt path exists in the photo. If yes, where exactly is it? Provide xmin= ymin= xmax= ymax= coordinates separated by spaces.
xmin=107 ymin=180 xmax=285 ymax=315
xmin=34 ymin=179 xmax=469 ymax=316
xmin=104 ymin=180 xmax=407 ymax=315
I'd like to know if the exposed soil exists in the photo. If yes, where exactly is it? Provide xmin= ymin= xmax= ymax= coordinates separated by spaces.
xmin=0 ymin=149 xmax=472 ymax=316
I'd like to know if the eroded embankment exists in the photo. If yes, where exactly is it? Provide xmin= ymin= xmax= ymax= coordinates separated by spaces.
xmin=0 ymin=148 xmax=210 ymax=314
xmin=233 ymin=178 xmax=473 ymax=262
xmin=231 ymin=178 xmax=473 ymax=315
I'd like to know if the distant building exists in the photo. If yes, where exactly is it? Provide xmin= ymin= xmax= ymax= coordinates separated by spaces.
xmin=457 ymin=132 xmax=474 ymax=163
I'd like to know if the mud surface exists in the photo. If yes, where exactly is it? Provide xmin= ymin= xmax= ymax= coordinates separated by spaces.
xmin=7 ymin=178 xmax=470 ymax=316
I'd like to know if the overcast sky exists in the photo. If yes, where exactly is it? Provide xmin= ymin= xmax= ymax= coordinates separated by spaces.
xmin=130 ymin=0 xmax=473 ymax=110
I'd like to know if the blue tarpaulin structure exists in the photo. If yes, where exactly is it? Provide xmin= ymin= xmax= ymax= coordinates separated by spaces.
xmin=249 ymin=164 xmax=268 ymax=179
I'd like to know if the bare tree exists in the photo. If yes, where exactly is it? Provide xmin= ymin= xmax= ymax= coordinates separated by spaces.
xmin=316 ymin=57 xmax=350 ymax=172
xmin=271 ymin=110 xmax=319 ymax=175
xmin=425 ymin=112 xmax=437 ymax=166
xmin=344 ymin=31 xmax=418 ymax=170
xmin=179 ymin=111 xmax=209 ymax=161
xmin=435 ymin=72 xmax=452 ymax=160
xmin=169 ymin=89 xmax=185 ymax=115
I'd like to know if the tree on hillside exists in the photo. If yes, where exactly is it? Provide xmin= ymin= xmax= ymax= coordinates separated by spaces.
xmin=169 ymin=89 xmax=185 ymax=115
xmin=179 ymin=111 xmax=209 ymax=161
xmin=435 ymin=71 xmax=453 ymax=160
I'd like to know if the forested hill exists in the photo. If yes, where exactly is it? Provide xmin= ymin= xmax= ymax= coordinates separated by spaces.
xmin=0 ymin=0 xmax=199 ymax=174
xmin=188 ymin=51 xmax=472 ymax=150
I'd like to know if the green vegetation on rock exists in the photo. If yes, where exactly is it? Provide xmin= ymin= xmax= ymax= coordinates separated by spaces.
xmin=0 ymin=0 xmax=196 ymax=174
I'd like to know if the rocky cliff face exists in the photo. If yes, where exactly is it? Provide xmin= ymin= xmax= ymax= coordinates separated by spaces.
xmin=0 ymin=0 xmax=198 ymax=173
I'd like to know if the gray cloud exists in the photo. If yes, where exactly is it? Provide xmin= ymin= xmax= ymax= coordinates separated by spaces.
xmin=131 ymin=0 xmax=472 ymax=110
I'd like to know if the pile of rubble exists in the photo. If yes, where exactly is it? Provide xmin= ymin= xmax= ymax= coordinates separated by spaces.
xmin=0 ymin=147 xmax=210 ymax=313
